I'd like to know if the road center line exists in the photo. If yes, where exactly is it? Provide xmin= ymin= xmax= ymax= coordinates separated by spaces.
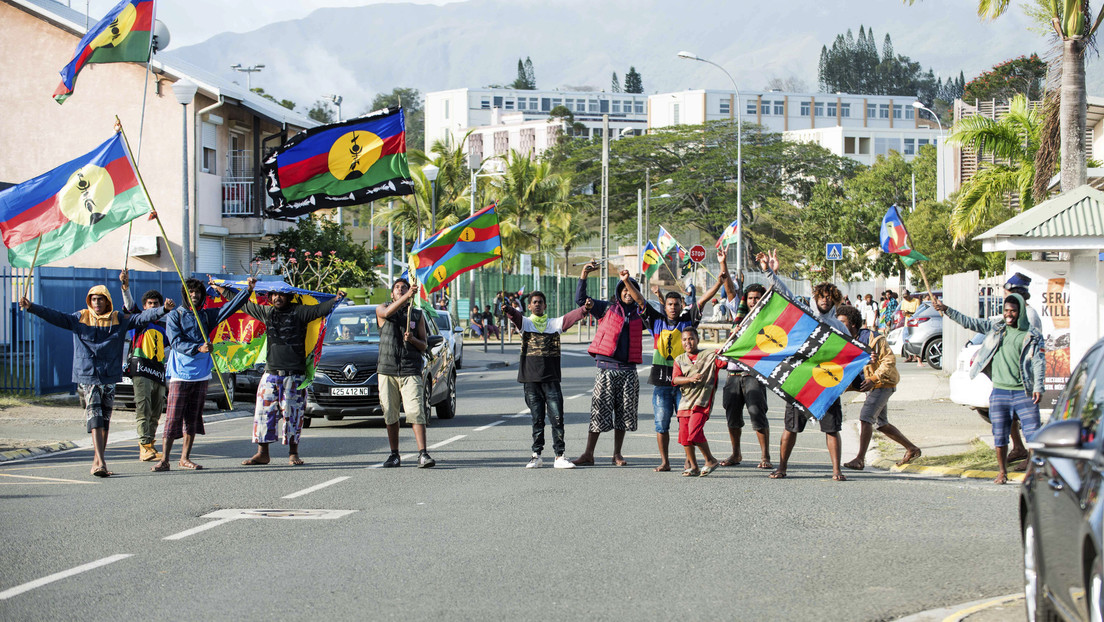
xmin=163 ymin=517 xmax=241 ymax=541
xmin=472 ymin=421 xmax=505 ymax=431
xmin=0 ymin=473 xmax=96 ymax=484
xmin=428 ymin=435 xmax=466 ymax=449
xmin=281 ymin=476 xmax=350 ymax=499
xmin=566 ymin=393 xmax=589 ymax=400
xmin=0 ymin=554 xmax=132 ymax=600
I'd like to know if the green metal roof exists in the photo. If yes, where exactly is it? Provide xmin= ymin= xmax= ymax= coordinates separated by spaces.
xmin=974 ymin=185 xmax=1104 ymax=240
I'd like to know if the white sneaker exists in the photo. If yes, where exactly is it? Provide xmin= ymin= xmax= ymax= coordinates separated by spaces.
xmin=525 ymin=454 xmax=543 ymax=468
xmin=553 ymin=456 xmax=576 ymax=469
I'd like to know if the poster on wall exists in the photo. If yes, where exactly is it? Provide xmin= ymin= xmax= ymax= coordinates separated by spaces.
xmin=1009 ymin=261 xmax=1071 ymax=410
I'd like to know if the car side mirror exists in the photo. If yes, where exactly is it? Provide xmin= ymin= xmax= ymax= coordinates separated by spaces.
xmin=427 ymin=335 xmax=444 ymax=348
xmin=1027 ymin=419 xmax=1096 ymax=460
xmin=453 ymin=326 xmax=464 ymax=333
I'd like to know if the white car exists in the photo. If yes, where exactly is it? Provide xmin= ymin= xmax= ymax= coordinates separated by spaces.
xmin=885 ymin=326 xmax=905 ymax=357
xmin=949 ymin=333 xmax=993 ymax=421
xmin=432 ymin=312 xmax=465 ymax=369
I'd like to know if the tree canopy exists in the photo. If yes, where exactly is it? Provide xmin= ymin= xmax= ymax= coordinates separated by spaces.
xmin=371 ymin=87 xmax=424 ymax=152
xmin=817 ymin=26 xmax=950 ymax=103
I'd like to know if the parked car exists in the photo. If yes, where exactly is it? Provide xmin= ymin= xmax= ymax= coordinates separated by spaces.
xmin=114 ymin=372 xmax=237 ymax=411
xmin=304 ymin=305 xmax=456 ymax=426
xmin=949 ymin=332 xmax=994 ymax=422
xmin=235 ymin=362 xmax=265 ymax=396
xmin=885 ymin=326 xmax=905 ymax=357
xmin=902 ymin=302 xmax=943 ymax=370
xmin=431 ymin=311 xmax=465 ymax=369
xmin=1019 ymin=335 xmax=1104 ymax=622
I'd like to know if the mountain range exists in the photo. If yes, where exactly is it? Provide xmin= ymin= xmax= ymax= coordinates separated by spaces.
xmin=167 ymin=0 xmax=1104 ymax=117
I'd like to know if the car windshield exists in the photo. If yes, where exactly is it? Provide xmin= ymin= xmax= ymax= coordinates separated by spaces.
xmin=433 ymin=315 xmax=451 ymax=332
xmin=324 ymin=309 xmax=379 ymax=344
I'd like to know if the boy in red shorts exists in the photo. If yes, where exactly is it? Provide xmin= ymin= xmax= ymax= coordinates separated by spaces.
xmin=671 ymin=326 xmax=726 ymax=477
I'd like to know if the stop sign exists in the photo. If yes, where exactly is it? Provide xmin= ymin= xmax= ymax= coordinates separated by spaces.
xmin=688 ymin=244 xmax=707 ymax=263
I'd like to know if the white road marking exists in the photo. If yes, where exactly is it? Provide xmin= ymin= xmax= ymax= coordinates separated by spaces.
xmin=566 ymin=393 xmax=589 ymax=400
xmin=0 ymin=554 xmax=132 ymax=600
xmin=472 ymin=421 xmax=505 ymax=431
xmin=281 ymin=476 xmax=350 ymax=499
xmin=0 ymin=473 xmax=96 ymax=484
xmin=163 ymin=517 xmax=240 ymax=541
xmin=428 ymin=435 xmax=466 ymax=449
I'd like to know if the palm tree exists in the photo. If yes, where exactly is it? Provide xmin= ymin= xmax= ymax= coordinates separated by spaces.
xmin=490 ymin=150 xmax=573 ymax=270
xmin=946 ymin=94 xmax=1042 ymax=243
xmin=543 ymin=206 xmax=596 ymax=275
xmin=906 ymin=0 xmax=1102 ymax=192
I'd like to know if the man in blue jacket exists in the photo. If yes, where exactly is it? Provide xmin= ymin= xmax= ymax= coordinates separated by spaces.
xmin=152 ymin=277 xmax=252 ymax=473
xmin=21 ymin=286 xmax=173 ymax=477
xmin=933 ymin=292 xmax=1044 ymax=484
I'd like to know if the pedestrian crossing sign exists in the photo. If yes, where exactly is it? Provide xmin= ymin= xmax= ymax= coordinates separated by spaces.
xmin=826 ymin=243 xmax=843 ymax=261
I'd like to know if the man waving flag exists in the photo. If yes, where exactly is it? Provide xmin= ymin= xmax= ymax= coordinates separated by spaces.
xmin=880 ymin=205 xmax=928 ymax=267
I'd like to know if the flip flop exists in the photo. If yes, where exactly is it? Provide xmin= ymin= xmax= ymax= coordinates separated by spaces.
xmin=757 ymin=460 xmax=774 ymax=470
xmin=699 ymin=463 xmax=719 ymax=477
xmin=769 ymin=470 xmax=787 ymax=479
xmin=832 ymin=473 xmax=847 ymax=482
xmin=611 ymin=457 xmax=628 ymax=467
xmin=151 ymin=462 xmax=170 ymax=472
xmin=719 ymin=457 xmax=741 ymax=467
xmin=91 ymin=467 xmax=111 ymax=478
xmin=896 ymin=448 xmax=922 ymax=466
xmin=681 ymin=469 xmax=700 ymax=477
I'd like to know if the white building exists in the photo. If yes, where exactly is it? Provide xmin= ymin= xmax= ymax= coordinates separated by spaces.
xmin=425 ymin=88 xmax=649 ymax=161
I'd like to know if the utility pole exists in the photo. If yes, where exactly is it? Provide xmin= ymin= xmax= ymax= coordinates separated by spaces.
xmin=600 ymin=114 xmax=610 ymax=300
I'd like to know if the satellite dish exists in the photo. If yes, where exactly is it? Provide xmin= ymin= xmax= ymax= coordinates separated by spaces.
xmin=152 ymin=20 xmax=170 ymax=53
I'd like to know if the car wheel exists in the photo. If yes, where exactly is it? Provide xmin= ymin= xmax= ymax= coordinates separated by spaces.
xmin=977 ymin=408 xmax=991 ymax=424
xmin=214 ymin=376 xmax=236 ymax=410
xmin=924 ymin=338 xmax=942 ymax=370
xmin=1023 ymin=512 xmax=1060 ymax=622
xmin=1089 ymin=554 xmax=1102 ymax=622
xmin=436 ymin=371 xmax=457 ymax=419
xmin=422 ymin=378 xmax=433 ymax=426
xmin=302 ymin=416 xmax=312 ymax=428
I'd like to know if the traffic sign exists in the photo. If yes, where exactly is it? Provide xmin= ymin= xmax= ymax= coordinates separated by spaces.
xmin=688 ymin=245 xmax=707 ymax=263
xmin=825 ymin=243 xmax=843 ymax=261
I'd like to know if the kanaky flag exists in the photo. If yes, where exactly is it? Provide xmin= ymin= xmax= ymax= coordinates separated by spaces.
xmin=262 ymin=107 xmax=414 ymax=218
xmin=880 ymin=205 xmax=928 ymax=267
xmin=641 ymin=240 xmax=660 ymax=279
xmin=715 ymin=219 xmax=739 ymax=249
xmin=54 ymin=0 xmax=155 ymax=104
xmin=0 ymin=133 xmax=151 ymax=268
xmin=657 ymin=225 xmax=687 ymax=265
xmin=722 ymin=288 xmax=870 ymax=418
xmin=410 ymin=204 xmax=502 ymax=294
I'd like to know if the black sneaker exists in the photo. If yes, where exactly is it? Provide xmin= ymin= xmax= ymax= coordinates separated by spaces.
xmin=418 ymin=453 xmax=436 ymax=468
xmin=383 ymin=453 xmax=401 ymax=468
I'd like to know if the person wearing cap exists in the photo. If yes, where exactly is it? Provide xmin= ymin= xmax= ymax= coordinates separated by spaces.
xmin=933 ymin=292 xmax=1044 ymax=484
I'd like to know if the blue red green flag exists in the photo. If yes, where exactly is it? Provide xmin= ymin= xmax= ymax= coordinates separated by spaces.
xmin=262 ymin=107 xmax=414 ymax=218
xmin=721 ymin=288 xmax=871 ymax=418
xmin=54 ymin=0 xmax=155 ymax=104
xmin=0 ymin=132 xmax=152 ymax=268
xmin=641 ymin=240 xmax=660 ymax=279
xmin=410 ymin=204 xmax=502 ymax=294
xmin=880 ymin=205 xmax=929 ymax=267
xmin=715 ymin=219 xmax=739 ymax=249
xmin=657 ymin=225 xmax=687 ymax=265
xmin=206 ymin=279 xmax=337 ymax=388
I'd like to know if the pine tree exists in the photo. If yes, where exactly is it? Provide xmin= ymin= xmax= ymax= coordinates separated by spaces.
xmin=818 ymin=45 xmax=829 ymax=92
xmin=611 ymin=71 xmax=622 ymax=93
xmin=624 ymin=66 xmax=644 ymax=93
xmin=524 ymin=56 xmax=536 ymax=89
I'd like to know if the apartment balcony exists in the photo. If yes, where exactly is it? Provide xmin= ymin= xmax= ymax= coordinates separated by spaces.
xmin=222 ymin=177 xmax=256 ymax=217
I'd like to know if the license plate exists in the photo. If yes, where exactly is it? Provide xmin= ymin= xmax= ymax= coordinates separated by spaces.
xmin=330 ymin=387 xmax=371 ymax=396
xmin=118 ymin=377 xmax=133 ymax=385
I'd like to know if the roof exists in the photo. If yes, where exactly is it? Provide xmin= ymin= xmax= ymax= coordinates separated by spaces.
xmin=974 ymin=185 xmax=1104 ymax=251
xmin=9 ymin=0 xmax=318 ymax=130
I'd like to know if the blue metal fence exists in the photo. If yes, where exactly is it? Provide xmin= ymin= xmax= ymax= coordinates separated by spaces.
xmin=0 ymin=267 xmax=35 ymax=394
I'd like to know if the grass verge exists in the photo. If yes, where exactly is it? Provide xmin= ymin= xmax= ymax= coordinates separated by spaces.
xmin=0 ymin=393 xmax=81 ymax=410
xmin=878 ymin=436 xmax=1000 ymax=471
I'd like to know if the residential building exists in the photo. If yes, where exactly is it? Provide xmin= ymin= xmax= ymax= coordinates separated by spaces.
xmin=425 ymin=88 xmax=648 ymax=164
xmin=0 ymin=0 xmax=318 ymax=275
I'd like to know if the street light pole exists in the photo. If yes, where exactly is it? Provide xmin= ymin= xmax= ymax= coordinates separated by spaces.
xmin=423 ymin=164 xmax=440 ymax=235
xmin=328 ymin=94 xmax=343 ymax=122
xmin=172 ymin=80 xmax=198 ymax=277
xmin=912 ymin=101 xmax=945 ymax=201
xmin=230 ymin=63 xmax=265 ymax=90
xmin=678 ymin=51 xmax=742 ymax=272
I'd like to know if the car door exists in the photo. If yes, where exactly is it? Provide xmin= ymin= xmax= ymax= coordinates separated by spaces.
xmin=1035 ymin=346 xmax=1102 ymax=613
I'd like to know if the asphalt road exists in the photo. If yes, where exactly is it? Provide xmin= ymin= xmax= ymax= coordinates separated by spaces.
xmin=0 ymin=344 xmax=1022 ymax=621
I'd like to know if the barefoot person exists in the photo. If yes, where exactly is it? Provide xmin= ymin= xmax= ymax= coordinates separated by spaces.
xmin=572 ymin=262 xmax=649 ymax=467
xmin=154 ymin=277 xmax=252 ymax=472
xmin=375 ymin=278 xmax=433 ymax=468
xmin=933 ymin=293 xmax=1044 ymax=484
xmin=119 ymin=269 xmax=169 ymax=462
xmin=504 ymin=291 xmax=588 ymax=469
xmin=236 ymin=281 xmax=344 ymax=467
xmin=758 ymin=250 xmax=850 ymax=481
xmin=21 ymin=286 xmax=173 ymax=477
xmin=671 ymin=327 xmax=726 ymax=477
xmin=835 ymin=305 xmax=921 ymax=470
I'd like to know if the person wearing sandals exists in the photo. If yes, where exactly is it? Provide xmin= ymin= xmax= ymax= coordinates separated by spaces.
xmin=671 ymin=327 xmax=726 ymax=476
xmin=153 ymin=277 xmax=252 ymax=473
xmin=20 ymin=286 xmax=173 ymax=478
xmin=757 ymin=250 xmax=850 ymax=482
xmin=835 ymin=305 xmax=921 ymax=471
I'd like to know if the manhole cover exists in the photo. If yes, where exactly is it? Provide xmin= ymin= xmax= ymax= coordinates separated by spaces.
xmin=202 ymin=508 xmax=357 ymax=520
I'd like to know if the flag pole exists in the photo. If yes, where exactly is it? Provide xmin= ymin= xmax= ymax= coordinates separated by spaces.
xmin=115 ymin=117 xmax=235 ymax=411
xmin=658 ymin=254 xmax=687 ymax=294
xmin=916 ymin=263 xmax=941 ymax=316
xmin=124 ymin=28 xmax=157 ymax=270
xmin=22 ymin=237 xmax=43 ymax=300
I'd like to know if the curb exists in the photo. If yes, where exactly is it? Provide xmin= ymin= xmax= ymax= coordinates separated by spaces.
xmin=870 ymin=458 xmax=1026 ymax=483
xmin=0 ymin=409 xmax=252 ymax=464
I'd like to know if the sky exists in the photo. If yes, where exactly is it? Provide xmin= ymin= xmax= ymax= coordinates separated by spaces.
xmin=77 ymin=0 xmax=461 ymax=47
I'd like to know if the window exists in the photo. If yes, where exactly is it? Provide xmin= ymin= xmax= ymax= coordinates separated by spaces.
xmin=844 ymin=136 xmax=857 ymax=154
xmin=893 ymin=105 xmax=902 ymax=119
xmin=918 ymin=138 xmax=930 ymax=146
xmin=774 ymin=100 xmax=784 ymax=115
xmin=826 ymin=102 xmax=837 ymax=117
xmin=493 ymin=96 xmax=503 ymax=108
xmin=634 ymin=100 xmax=644 ymax=114
xmin=672 ymin=103 xmax=680 ymax=125
xmin=814 ymin=102 xmax=824 ymax=117
xmin=200 ymin=122 xmax=217 ymax=174
xmin=588 ymin=99 xmax=599 ymax=113
xmin=905 ymin=106 xmax=914 ymax=120
xmin=874 ymin=137 xmax=901 ymax=155
xmin=504 ymin=98 xmax=514 ymax=110
xmin=612 ymin=100 xmax=621 ymax=113
xmin=1082 ymin=351 xmax=1104 ymax=443
xmin=564 ymin=98 xmax=573 ymax=111
xmin=541 ymin=98 xmax=551 ymax=112
xmin=719 ymin=99 xmax=731 ymax=115
xmin=481 ymin=97 xmax=491 ymax=110
xmin=858 ymin=136 xmax=871 ymax=154
xmin=551 ymin=98 xmax=562 ymax=108
xmin=747 ymin=101 xmax=757 ymax=115
xmin=903 ymin=138 xmax=915 ymax=155
xmin=800 ymin=101 xmax=811 ymax=116
xmin=840 ymin=103 xmax=851 ymax=118
xmin=879 ymin=104 xmax=890 ymax=119
xmin=576 ymin=99 xmax=587 ymax=113
xmin=867 ymin=103 xmax=876 ymax=118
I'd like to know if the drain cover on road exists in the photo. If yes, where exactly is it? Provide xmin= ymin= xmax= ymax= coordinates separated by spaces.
xmin=202 ymin=508 xmax=357 ymax=520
